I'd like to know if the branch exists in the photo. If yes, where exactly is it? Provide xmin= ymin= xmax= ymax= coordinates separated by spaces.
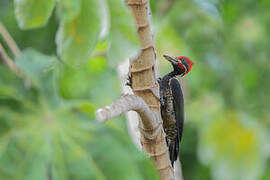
xmin=92 ymin=51 xmax=107 ymax=58
xmin=96 ymin=95 xmax=152 ymax=122
xmin=0 ymin=43 xmax=20 ymax=75
xmin=0 ymin=22 xmax=21 ymax=58
xmin=0 ymin=23 xmax=31 ymax=87
xmin=159 ymin=0 xmax=176 ymax=16
xmin=96 ymin=94 xmax=161 ymax=138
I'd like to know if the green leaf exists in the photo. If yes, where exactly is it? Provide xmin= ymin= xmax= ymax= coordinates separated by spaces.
xmin=0 ymin=65 xmax=20 ymax=100
xmin=198 ymin=111 xmax=269 ymax=180
xmin=76 ymin=101 xmax=95 ymax=117
xmin=106 ymin=0 xmax=139 ymax=66
xmin=0 ymin=105 xmax=158 ymax=179
xmin=0 ymin=64 xmax=40 ymax=112
xmin=15 ymin=48 xmax=59 ymax=106
xmin=56 ymin=0 xmax=100 ymax=66
xmin=89 ymin=128 xmax=159 ymax=180
xmin=14 ymin=0 xmax=55 ymax=29
xmin=57 ymin=55 xmax=120 ymax=107
xmin=15 ymin=49 xmax=57 ymax=88
xmin=56 ymin=0 xmax=81 ymax=22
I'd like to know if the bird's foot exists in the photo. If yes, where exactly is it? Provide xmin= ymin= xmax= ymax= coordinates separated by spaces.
xmin=160 ymin=97 xmax=165 ymax=106
xmin=157 ymin=77 xmax=162 ymax=85
xmin=126 ymin=75 xmax=132 ymax=87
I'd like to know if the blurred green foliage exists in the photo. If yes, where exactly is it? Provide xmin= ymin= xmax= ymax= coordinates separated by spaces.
xmin=56 ymin=0 xmax=101 ymax=65
xmin=0 ymin=0 xmax=158 ymax=179
xmin=152 ymin=0 xmax=270 ymax=179
xmin=0 ymin=0 xmax=270 ymax=179
xmin=14 ymin=0 xmax=55 ymax=29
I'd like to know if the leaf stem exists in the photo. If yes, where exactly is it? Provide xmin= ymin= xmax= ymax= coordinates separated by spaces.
xmin=0 ymin=43 xmax=21 ymax=75
xmin=0 ymin=22 xmax=21 ymax=58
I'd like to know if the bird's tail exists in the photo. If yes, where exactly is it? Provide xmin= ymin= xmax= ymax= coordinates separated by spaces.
xmin=168 ymin=137 xmax=179 ymax=167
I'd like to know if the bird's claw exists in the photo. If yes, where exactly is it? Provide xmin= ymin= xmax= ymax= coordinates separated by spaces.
xmin=157 ymin=77 xmax=162 ymax=85
xmin=126 ymin=75 xmax=132 ymax=87
xmin=160 ymin=97 xmax=165 ymax=106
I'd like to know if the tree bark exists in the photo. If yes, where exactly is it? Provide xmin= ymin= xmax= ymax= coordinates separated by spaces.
xmin=126 ymin=0 xmax=174 ymax=179
xmin=118 ymin=60 xmax=141 ymax=149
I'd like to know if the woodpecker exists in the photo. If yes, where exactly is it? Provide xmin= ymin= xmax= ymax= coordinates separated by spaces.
xmin=159 ymin=54 xmax=194 ymax=167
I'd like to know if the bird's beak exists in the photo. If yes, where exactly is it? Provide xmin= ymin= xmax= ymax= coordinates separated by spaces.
xmin=163 ymin=54 xmax=179 ymax=66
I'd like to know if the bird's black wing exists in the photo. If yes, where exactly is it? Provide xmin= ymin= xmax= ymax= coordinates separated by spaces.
xmin=169 ymin=78 xmax=184 ymax=166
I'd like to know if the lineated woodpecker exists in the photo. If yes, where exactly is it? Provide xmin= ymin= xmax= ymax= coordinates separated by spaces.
xmin=159 ymin=54 xmax=194 ymax=167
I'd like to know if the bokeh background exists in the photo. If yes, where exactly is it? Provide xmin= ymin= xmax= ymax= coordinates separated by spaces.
xmin=0 ymin=0 xmax=269 ymax=179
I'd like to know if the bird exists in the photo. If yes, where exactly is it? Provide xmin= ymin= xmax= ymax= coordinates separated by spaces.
xmin=159 ymin=54 xmax=194 ymax=167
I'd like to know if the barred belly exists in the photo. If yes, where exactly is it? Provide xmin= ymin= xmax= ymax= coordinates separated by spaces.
xmin=161 ymin=87 xmax=177 ymax=144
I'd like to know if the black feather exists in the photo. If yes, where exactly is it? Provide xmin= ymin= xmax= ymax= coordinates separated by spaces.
xmin=159 ymin=75 xmax=184 ymax=167
xmin=169 ymin=78 xmax=184 ymax=167
xmin=170 ymin=78 xmax=184 ymax=142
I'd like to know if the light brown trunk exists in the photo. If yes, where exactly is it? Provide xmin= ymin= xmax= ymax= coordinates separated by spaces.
xmin=126 ymin=0 xmax=174 ymax=179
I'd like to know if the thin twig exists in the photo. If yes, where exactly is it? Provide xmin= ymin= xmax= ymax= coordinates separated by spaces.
xmin=0 ymin=23 xmax=31 ymax=87
xmin=92 ymin=51 xmax=107 ymax=58
xmin=0 ymin=22 xmax=21 ymax=58
xmin=159 ymin=0 xmax=176 ymax=16
xmin=0 ymin=43 xmax=20 ymax=75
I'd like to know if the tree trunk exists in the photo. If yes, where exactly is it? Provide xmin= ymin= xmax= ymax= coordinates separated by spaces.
xmin=96 ymin=0 xmax=175 ymax=179
xmin=126 ymin=0 xmax=174 ymax=179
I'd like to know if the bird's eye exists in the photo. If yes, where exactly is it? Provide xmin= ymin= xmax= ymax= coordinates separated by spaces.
xmin=181 ymin=58 xmax=187 ymax=64
xmin=180 ymin=58 xmax=189 ymax=74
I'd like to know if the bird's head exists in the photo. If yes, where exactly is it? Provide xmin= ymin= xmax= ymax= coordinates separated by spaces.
xmin=163 ymin=54 xmax=194 ymax=76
